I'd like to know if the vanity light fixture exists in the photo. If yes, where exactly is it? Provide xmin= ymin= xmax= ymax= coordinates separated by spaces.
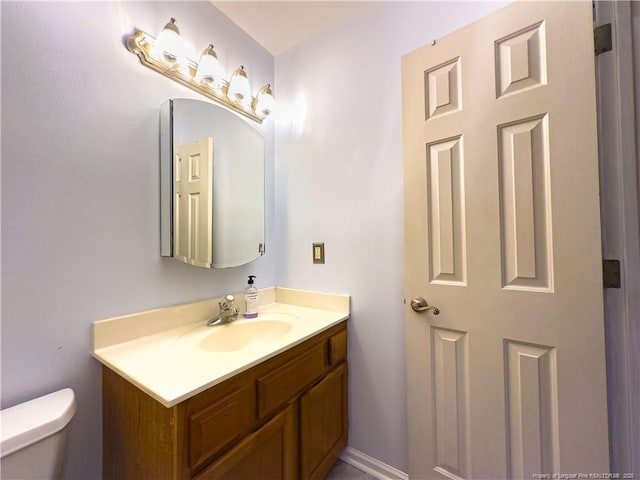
xmin=194 ymin=44 xmax=223 ymax=90
xmin=227 ymin=66 xmax=252 ymax=106
xmin=254 ymin=84 xmax=275 ymax=118
xmin=152 ymin=18 xmax=184 ymax=67
xmin=126 ymin=19 xmax=274 ymax=123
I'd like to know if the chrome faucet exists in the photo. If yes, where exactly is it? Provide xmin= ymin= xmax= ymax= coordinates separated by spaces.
xmin=207 ymin=294 xmax=239 ymax=327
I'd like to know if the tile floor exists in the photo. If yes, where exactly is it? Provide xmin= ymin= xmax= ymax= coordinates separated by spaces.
xmin=325 ymin=460 xmax=378 ymax=480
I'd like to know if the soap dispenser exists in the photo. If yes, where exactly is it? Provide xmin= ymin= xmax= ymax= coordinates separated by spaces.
xmin=244 ymin=275 xmax=258 ymax=318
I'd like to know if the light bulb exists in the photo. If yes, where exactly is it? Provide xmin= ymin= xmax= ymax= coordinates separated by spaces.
xmin=254 ymin=84 xmax=275 ymax=118
xmin=227 ymin=66 xmax=251 ymax=106
xmin=152 ymin=18 xmax=185 ymax=67
xmin=195 ymin=45 xmax=223 ymax=90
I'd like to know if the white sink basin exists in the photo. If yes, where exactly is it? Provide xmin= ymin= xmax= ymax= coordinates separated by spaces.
xmin=175 ymin=313 xmax=297 ymax=353
xmin=200 ymin=320 xmax=293 ymax=352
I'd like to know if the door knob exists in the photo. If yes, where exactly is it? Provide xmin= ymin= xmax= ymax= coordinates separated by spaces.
xmin=410 ymin=297 xmax=440 ymax=315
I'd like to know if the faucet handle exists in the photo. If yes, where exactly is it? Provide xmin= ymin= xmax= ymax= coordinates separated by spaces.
xmin=219 ymin=294 xmax=236 ymax=310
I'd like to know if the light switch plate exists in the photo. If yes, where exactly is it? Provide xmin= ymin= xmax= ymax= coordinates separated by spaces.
xmin=313 ymin=242 xmax=325 ymax=264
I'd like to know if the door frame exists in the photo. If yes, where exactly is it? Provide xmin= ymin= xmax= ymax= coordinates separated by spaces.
xmin=594 ymin=0 xmax=640 ymax=474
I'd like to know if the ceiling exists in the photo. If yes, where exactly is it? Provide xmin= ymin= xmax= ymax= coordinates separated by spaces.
xmin=212 ymin=1 xmax=377 ymax=55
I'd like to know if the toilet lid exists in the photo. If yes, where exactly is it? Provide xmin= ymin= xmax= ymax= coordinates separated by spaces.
xmin=0 ymin=388 xmax=76 ymax=458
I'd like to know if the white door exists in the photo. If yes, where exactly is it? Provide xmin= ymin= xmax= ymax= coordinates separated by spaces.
xmin=402 ymin=2 xmax=609 ymax=479
xmin=174 ymin=137 xmax=213 ymax=268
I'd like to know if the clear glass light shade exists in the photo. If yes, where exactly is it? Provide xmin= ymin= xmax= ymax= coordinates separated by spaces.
xmin=152 ymin=18 xmax=185 ymax=67
xmin=195 ymin=45 xmax=223 ymax=88
xmin=227 ymin=66 xmax=251 ymax=105
xmin=255 ymin=84 xmax=275 ymax=118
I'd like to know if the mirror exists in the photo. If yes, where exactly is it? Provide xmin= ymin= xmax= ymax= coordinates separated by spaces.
xmin=160 ymin=98 xmax=265 ymax=268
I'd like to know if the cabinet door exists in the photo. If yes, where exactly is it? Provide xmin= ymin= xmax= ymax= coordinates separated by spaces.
xmin=187 ymin=384 xmax=256 ymax=470
xmin=299 ymin=363 xmax=348 ymax=480
xmin=194 ymin=404 xmax=298 ymax=480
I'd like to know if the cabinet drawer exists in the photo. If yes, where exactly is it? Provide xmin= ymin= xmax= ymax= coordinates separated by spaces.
xmin=257 ymin=343 xmax=327 ymax=419
xmin=188 ymin=385 xmax=255 ymax=470
xmin=329 ymin=330 xmax=347 ymax=365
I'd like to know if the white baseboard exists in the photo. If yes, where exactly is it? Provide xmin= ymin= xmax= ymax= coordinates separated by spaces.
xmin=340 ymin=446 xmax=408 ymax=480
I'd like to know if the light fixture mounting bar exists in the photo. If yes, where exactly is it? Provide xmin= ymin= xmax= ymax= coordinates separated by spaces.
xmin=126 ymin=30 xmax=263 ymax=124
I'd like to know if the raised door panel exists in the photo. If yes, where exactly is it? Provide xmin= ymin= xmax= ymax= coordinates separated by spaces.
xmin=426 ymin=135 xmax=467 ymax=285
xmin=431 ymin=327 xmax=470 ymax=479
xmin=188 ymin=384 xmax=256 ymax=470
xmin=193 ymin=404 xmax=298 ymax=480
xmin=504 ymin=341 xmax=559 ymax=478
xmin=299 ymin=363 xmax=348 ymax=480
xmin=497 ymin=115 xmax=552 ymax=291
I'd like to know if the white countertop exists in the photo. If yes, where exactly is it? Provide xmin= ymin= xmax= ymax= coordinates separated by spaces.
xmin=92 ymin=288 xmax=349 ymax=407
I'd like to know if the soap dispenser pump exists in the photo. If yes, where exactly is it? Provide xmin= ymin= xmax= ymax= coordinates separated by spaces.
xmin=244 ymin=275 xmax=258 ymax=318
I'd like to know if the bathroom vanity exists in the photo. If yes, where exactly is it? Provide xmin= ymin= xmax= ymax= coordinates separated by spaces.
xmin=93 ymin=288 xmax=349 ymax=480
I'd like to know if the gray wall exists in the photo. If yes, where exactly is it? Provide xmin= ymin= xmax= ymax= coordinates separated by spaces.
xmin=0 ymin=3 xmax=274 ymax=479
xmin=274 ymin=1 xmax=505 ymax=471
xmin=1 ymin=2 xmax=515 ymax=478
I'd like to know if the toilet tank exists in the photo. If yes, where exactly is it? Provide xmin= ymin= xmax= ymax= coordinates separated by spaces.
xmin=0 ymin=388 xmax=76 ymax=480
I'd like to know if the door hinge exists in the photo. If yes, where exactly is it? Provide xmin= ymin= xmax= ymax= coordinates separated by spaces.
xmin=603 ymin=259 xmax=621 ymax=288
xmin=259 ymin=243 xmax=265 ymax=255
xmin=594 ymin=23 xmax=612 ymax=55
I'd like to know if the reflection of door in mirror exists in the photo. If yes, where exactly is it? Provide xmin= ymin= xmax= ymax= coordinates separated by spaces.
xmin=160 ymin=98 xmax=265 ymax=269
xmin=174 ymin=137 xmax=213 ymax=268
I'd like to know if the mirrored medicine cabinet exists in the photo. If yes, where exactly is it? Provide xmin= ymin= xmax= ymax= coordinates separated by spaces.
xmin=160 ymin=98 xmax=265 ymax=269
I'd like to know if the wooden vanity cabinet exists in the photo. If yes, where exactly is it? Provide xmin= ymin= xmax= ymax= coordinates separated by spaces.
xmin=102 ymin=320 xmax=348 ymax=480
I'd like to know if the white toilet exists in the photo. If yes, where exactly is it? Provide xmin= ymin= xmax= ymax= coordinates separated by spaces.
xmin=0 ymin=388 xmax=76 ymax=479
